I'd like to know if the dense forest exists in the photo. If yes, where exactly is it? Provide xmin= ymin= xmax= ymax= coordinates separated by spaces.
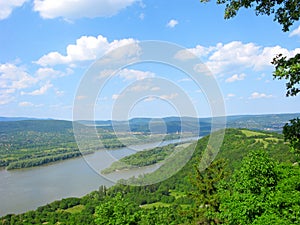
xmin=101 ymin=142 xmax=192 ymax=174
xmin=1 ymin=128 xmax=299 ymax=224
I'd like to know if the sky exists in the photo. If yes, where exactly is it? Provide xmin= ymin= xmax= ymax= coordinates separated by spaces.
xmin=0 ymin=0 xmax=300 ymax=120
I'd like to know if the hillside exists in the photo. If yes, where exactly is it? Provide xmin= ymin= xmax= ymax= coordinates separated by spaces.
xmin=1 ymin=128 xmax=298 ymax=224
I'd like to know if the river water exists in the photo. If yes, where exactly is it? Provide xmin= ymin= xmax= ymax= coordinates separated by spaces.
xmin=0 ymin=138 xmax=199 ymax=216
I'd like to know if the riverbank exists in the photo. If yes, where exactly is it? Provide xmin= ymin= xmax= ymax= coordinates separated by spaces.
xmin=0 ymin=137 xmax=199 ymax=216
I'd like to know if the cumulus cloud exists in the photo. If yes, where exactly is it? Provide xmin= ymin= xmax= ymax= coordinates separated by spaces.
xmin=119 ymin=69 xmax=155 ymax=81
xmin=36 ymin=35 xmax=138 ymax=66
xmin=0 ymin=63 xmax=37 ymax=104
xmin=184 ymin=41 xmax=300 ymax=75
xmin=0 ymin=95 xmax=15 ymax=105
xmin=174 ymin=45 xmax=215 ymax=60
xmin=143 ymin=96 xmax=156 ymax=102
xmin=160 ymin=93 xmax=178 ymax=100
xmin=36 ymin=67 xmax=71 ymax=79
xmin=249 ymin=92 xmax=273 ymax=99
xmin=33 ymin=0 xmax=138 ymax=19
xmin=21 ymin=82 xmax=53 ymax=96
xmin=289 ymin=25 xmax=300 ymax=37
xmin=19 ymin=101 xmax=34 ymax=107
xmin=0 ymin=63 xmax=67 ymax=104
xmin=139 ymin=13 xmax=145 ymax=20
xmin=178 ymin=78 xmax=192 ymax=82
xmin=225 ymin=73 xmax=246 ymax=83
xmin=112 ymin=94 xmax=119 ymax=100
xmin=167 ymin=19 xmax=178 ymax=28
xmin=0 ymin=0 xmax=28 ymax=20
xmin=0 ymin=63 xmax=37 ymax=90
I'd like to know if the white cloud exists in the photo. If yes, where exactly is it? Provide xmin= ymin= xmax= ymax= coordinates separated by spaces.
xmin=184 ymin=41 xmax=300 ymax=75
xmin=166 ymin=19 xmax=178 ymax=28
xmin=178 ymin=78 xmax=192 ymax=82
xmin=256 ymin=73 xmax=266 ymax=81
xmin=139 ymin=13 xmax=145 ymax=20
xmin=112 ymin=94 xmax=119 ymax=100
xmin=36 ymin=35 xmax=138 ymax=66
xmin=249 ymin=92 xmax=273 ymax=99
xmin=151 ymin=87 xmax=160 ymax=91
xmin=174 ymin=45 xmax=215 ymax=60
xmin=193 ymin=63 xmax=213 ymax=76
xmin=76 ymin=95 xmax=87 ymax=100
xmin=0 ymin=95 xmax=15 ymax=105
xmin=0 ymin=63 xmax=38 ymax=104
xmin=227 ymin=93 xmax=235 ymax=97
xmin=55 ymin=89 xmax=64 ymax=97
xmin=289 ymin=25 xmax=300 ymax=37
xmin=0 ymin=63 xmax=37 ymax=90
xmin=22 ymin=82 xmax=53 ymax=96
xmin=160 ymin=93 xmax=178 ymax=100
xmin=33 ymin=0 xmax=138 ymax=19
xmin=143 ymin=96 xmax=156 ymax=102
xmin=19 ymin=101 xmax=34 ymax=107
xmin=225 ymin=73 xmax=246 ymax=83
xmin=174 ymin=50 xmax=196 ymax=61
xmin=130 ymin=84 xmax=152 ymax=92
xmin=36 ymin=67 xmax=71 ymax=79
xmin=0 ymin=0 xmax=28 ymax=20
xmin=119 ymin=69 xmax=155 ymax=81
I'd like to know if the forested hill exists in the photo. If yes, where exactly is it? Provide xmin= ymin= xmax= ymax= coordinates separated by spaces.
xmin=1 ymin=128 xmax=299 ymax=224
xmin=0 ymin=113 xmax=298 ymax=170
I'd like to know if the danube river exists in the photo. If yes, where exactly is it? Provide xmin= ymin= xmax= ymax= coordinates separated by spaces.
xmin=0 ymin=138 xmax=198 ymax=216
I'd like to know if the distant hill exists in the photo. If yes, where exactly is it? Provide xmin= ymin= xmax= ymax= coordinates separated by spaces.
xmin=226 ymin=113 xmax=300 ymax=132
xmin=0 ymin=117 xmax=52 ymax=122
xmin=1 ymin=113 xmax=299 ymax=135
xmin=90 ymin=113 xmax=300 ymax=134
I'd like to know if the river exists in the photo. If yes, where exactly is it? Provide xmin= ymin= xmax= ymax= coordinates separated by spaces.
xmin=0 ymin=137 xmax=199 ymax=216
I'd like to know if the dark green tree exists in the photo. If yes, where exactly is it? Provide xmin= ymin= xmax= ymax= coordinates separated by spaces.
xmin=282 ymin=117 xmax=300 ymax=155
xmin=272 ymin=54 xmax=300 ymax=156
xmin=190 ymin=158 xmax=228 ymax=224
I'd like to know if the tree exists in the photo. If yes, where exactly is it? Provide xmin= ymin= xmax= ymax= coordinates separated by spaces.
xmin=282 ymin=117 xmax=300 ymax=155
xmin=190 ymin=158 xmax=228 ymax=224
xmin=200 ymin=0 xmax=300 ymax=32
xmin=272 ymin=54 xmax=300 ymax=156
xmin=201 ymin=0 xmax=300 ymax=156
xmin=219 ymin=150 xmax=300 ymax=225
xmin=272 ymin=53 xmax=300 ymax=97
xmin=94 ymin=193 xmax=140 ymax=225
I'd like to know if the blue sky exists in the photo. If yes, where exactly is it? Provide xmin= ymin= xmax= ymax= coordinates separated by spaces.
xmin=0 ymin=0 xmax=299 ymax=120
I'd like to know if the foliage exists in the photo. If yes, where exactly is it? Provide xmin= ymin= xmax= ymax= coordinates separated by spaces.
xmin=200 ymin=0 xmax=300 ymax=32
xmin=219 ymin=150 xmax=300 ymax=224
xmin=94 ymin=193 xmax=140 ymax=225
xmin=272 ymin=52 xmax=300 ymax=156
xmin=272 ymin=53 xmax=300 ymax=97
xmin=101 ymin=142 xmax=192 ymax=174
xmin=283 ymin=117 xmax=300 ymax=155
xmin=190 ymin=158 xmax=228 ymax=224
